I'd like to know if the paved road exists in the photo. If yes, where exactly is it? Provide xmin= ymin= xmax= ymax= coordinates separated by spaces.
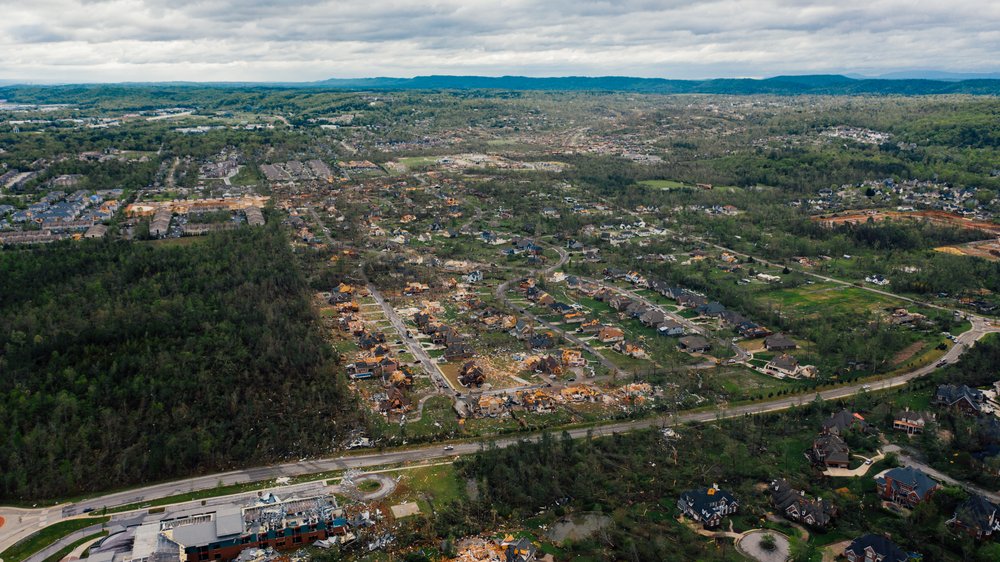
xmin=1 ymin=315 xmax=994 ymax=554
xmin=493 ymin=247 xmax=620 ymax=373
xmin=3 ymin=213 xmax=997 ymax=554
xmin=367 ymin=283 xmax=455 ymax=395
xmin=575 ymin=274 xmax=750 ymax=363
xmin=48 ymin=317 xmax=995 ymax=504
xmin=606 ymin=194 xmax=963 ymax=317
xmin=23 ymin=523 xmax=106 ymax=562
xmin=883 ymin=444 xmax=1000 ymax=503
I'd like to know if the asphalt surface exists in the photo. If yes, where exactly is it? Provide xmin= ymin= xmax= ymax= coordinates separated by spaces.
xmin=3 ymin=314 xmax=986 ymax=525
xmin=2 ymin=210 xmax=997 ymax=557
xmin=367 ymin=283 xmax=455 ymax=395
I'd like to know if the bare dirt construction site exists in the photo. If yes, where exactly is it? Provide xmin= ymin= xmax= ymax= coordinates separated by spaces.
xmin=813 ymin=209 xmax=1000 ymax=261
xmin=935 ymin=238 xmax=1000 ymax=261
xmin=813 ymin=209 xmax=1000 ymax=236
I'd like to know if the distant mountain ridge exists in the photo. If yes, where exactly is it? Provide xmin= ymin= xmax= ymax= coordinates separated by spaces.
xmin=303 ymin=74 xmax=1000 ymax=94
xmin=3 ymin=74 xmax=1000 ymax=95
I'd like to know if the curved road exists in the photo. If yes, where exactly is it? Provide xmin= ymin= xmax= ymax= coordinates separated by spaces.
xmin=1 ymin=316 xmax=989 ymax=546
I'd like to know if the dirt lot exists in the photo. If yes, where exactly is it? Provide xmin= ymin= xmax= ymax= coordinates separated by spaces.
xmin=813 ymin=209 xmax=1000 ymax=236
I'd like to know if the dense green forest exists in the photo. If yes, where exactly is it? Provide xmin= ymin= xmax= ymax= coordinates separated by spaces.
xmin=0 ymin=226 xmax=360 ymax=500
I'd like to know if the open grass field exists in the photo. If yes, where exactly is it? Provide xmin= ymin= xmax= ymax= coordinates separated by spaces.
xmin=705 ymin=368 xmax=797 ymax=400
xmin=397 ymin=156 xmax=439 ymax=170
xmin=395 ymin=463 xmax=465 ymax=513
xmin=759 ymin=282 xmax=905 ymax=316
xmin=639 ymin=179 xmax=690 ymax=189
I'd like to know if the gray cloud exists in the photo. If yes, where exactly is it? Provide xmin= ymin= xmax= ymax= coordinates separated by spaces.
xmin=0 ymin=0 xmax=997 ymax=82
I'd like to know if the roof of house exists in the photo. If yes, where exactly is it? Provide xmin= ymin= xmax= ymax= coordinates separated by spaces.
xmin=935 ymin=384 xmax=984 ymax=409
xmin=679 ymin=335 xmax=710 ymax=349
xmin=822 ymin=409 xmax=867 ymax=434
xmin=696 ymin=301 xmax=727 ymax=315
xmin=844 ymin=534 xmax=908 ymax=562
xmin=640 ymin=309 xmax=667 ymax=323
xmin=895 ymin=410 xmax=932 ymax=424
xmin=767 ymin=353 xmax=799 ymax=373
xmin=876 ymin=466 xmax=939 ymax=501
xmin=678 ymin=486 xmax=738 ymax=521
xmin=813 ymin=434 xmax=850 ymax=464
xmin=771 ymin=479 xmax=834 ymax=527
xmin=764 ymin=333 xmax=797 ymax=349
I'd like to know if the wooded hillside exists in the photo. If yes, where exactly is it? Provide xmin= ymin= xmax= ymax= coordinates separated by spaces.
xmin=0 ymin=226 xmax=359 ymax=500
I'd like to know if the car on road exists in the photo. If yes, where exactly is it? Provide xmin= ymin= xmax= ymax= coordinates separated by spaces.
xmin=936 ymin=361 xmax=948 ymax=367
xmin=443 ymin=445 xmax=455 ymax=451
xmin=865 ymin=459 xmax=873 ymax=465
xmin=82 ymin=507 xmax=95 ymax=513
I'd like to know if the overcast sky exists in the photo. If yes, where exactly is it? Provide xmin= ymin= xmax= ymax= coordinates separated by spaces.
xmin=1 ymin=0 xmax=998 ymax=83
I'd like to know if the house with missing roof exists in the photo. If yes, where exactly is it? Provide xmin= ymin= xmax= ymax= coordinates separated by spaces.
xmin=948 ymin=493 xmax=1000 ymax=540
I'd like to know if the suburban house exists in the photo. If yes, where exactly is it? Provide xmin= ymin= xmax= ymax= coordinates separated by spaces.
xmin=678 ymin=335 xmax=711 ymax=353
xmin=822 ymin=409 xmax=869 ymax=436
xmin=893 ymin=410 xmax=934 ymax=435
xmin=763 ymin=354 xmax=817 ymax=379
xmin=625 ymin=301 xmax=648 ymax=318
xmin=502 ymin=536 xmax=538 ymax=562
xmin=578 ymin=319 xmax=605 ymax=334
xmin=677 ymin=485 xmax=739 ymax=528
xmin=875 ymin=466 xmax=940 ymax=508
xmin=529 ymin=332 xmax=556 ymax=349
xmin=676 ymin=292 xmax=708 ymax=309
xmin=598 ymin=327 xmax=625 ymax=343
xmin=865 ymin=274 xmax=891 ymax=286
xmin=561 ymin=349 xmax=586 ymax=367
xmin=770 ymin=479 xmax=836 ymax=529
xmin=737 ymin=321 xmax=771 ymax=339
xmin=843 ymin=534 xmax=909 ymax=562
xmin=812 ymin=434 xmax=850 ymax=469
xmin=612 ymin=341 xmax=647 ymax=359
xmin=445 ymin=342 xmax=475 ymax=361
xmin=934 ymin=384 xmax=986 ymax=414
xmin=948 ymin=494 xmax=1000 ymax=540
xmin=657 ymin=320 xmax=685 ymax=337
xmin=511 ymin=319 xmax=534 ymax=340
xmin=695 ymin=301 xmax=726 ymax=317
xmin=459 ymin=361 xmax=486 ymax=387
xmin=764 ymin=333 xmax=797 ymax=352
xmin=639 ymin=308 xmax=668 ymax=327
xmin=608 ymin=295 xmax=633 ymax=311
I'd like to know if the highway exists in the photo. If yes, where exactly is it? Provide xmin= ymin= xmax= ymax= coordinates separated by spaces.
xmin=2 ymin=314 xmax=994 ymax=556
xmin=2 ymin=204 xmax=997 ymax=557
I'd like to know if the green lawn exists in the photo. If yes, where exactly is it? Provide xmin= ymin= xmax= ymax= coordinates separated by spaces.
xmin=760 ymin=282 xmax=902 ymax=316
xmin=639 ymin=179 xmax=690 ymax=189
xmin=706 ymin=368 xmax=796 ymax=400
xmin=1 ymin=518 xmax=109 ymax=562
xmin=397 ymin=464 xmax=465 ymax=513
